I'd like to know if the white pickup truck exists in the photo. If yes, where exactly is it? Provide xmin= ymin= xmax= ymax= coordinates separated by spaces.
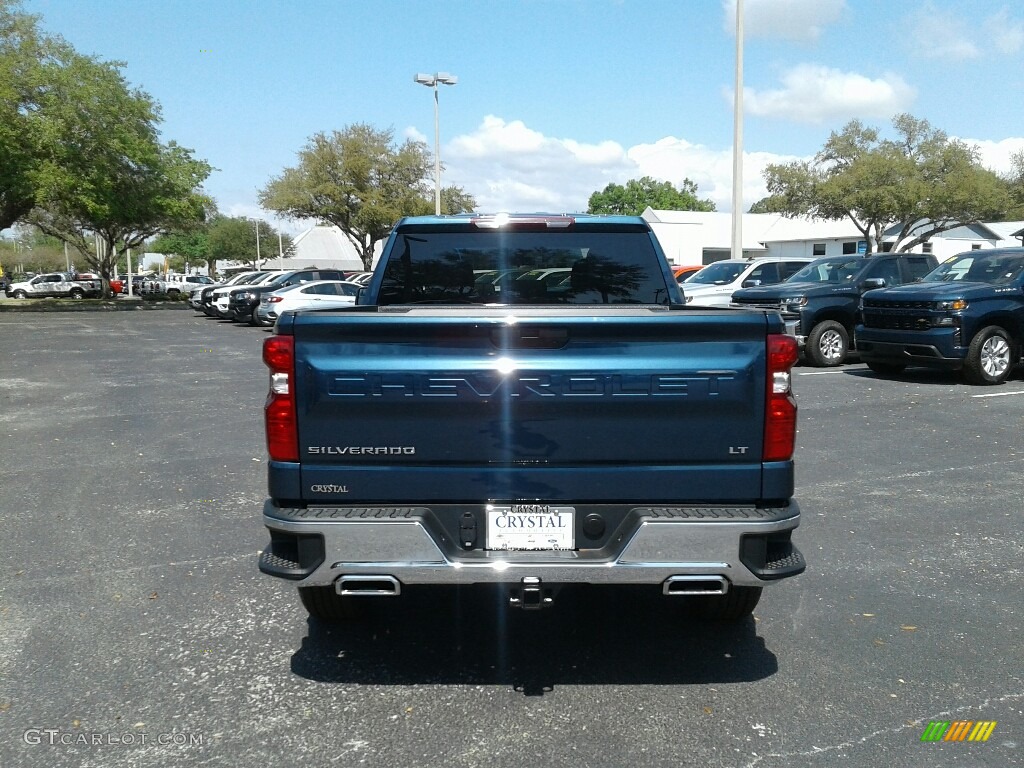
xmin=162 ymin=274 xmax=216 ymax=297
xmin=5 ymin=272 xmax=101 ymax=299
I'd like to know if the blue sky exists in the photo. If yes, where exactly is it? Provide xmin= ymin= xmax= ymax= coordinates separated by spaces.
xmin=22 ymin=0 xmax=1024 ymax=231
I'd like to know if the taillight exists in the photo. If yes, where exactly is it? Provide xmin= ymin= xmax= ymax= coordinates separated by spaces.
xmin=764 ymin=334 xmax=798 ymax=462
xmin=263 ymin=335 xmax=298 ymax=461
xmin=269 ymin=296 xmax=283 ymax=303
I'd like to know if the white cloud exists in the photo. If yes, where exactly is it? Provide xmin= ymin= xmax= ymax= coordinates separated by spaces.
xmin=984 ymin=9 xmax=1024 ymax=54
xmin=403 ymin=126 xmax=428 ymax=145
xmin=960 ymin=136 xmax=1024 ymax=175
xmin=443 ymin=116 xmax=636 ymax=212
xmin=722 ymin=0 xmax=846 ymax=42
xmin=909 ymin=4 xmax=980 ymax=60
xmin=629 ymin=138 xmax=806 ymax=211
xmin=901 ymin=5 xmax=1024 ymax=60
xmin=742 ymin=64 xmax=916 ymax=123
xmin=443 ymin=117 xmax=804 ymax=214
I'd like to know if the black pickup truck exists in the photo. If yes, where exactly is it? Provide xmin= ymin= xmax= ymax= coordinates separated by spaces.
xmin=857 ymin=247 xmax=1024 ymax=384
xmin=257 ymin=213 xmax=806 ymax=623
xmin=731 ymin=252 xmax=937 ymax=366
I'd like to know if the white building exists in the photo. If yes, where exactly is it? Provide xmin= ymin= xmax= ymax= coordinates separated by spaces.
xmin=642 ymin=209 xmax=1024 ymax=266
xmin=218 ymin=225 xmax=380 ymax=274
xmin=257 ymin=225 xmax=371 ymax=271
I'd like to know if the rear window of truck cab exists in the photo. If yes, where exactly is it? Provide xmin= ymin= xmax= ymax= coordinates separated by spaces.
xmin=376 ymin=224 xmax=673 ymax=305
xmin=924 ymin=251 xmax=1024 ymax=285
xmin=789 ymin=256 xmax=866 ymax=284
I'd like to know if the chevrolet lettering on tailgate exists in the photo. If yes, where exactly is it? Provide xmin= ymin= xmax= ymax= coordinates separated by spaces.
xmin=327 ymin=372 xmax=738 ymax=398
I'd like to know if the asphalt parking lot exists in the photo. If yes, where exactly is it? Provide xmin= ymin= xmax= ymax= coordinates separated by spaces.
xmin=1 ymin=311 xmax=1022 ymax=767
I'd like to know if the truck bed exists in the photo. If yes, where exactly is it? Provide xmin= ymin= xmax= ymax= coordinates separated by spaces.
xmin=272 ymin=306 xmax=790 ymax=506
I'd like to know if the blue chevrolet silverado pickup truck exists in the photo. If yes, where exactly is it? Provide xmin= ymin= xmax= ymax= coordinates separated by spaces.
xmin=258 ymin=214 xmax=805 ymax=622
xmin=857 ymin=247 xmax=1024 ymax=384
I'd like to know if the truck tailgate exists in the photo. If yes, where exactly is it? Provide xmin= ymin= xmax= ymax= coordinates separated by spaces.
xmin=286 ymin=307 xmax=774 ymax=504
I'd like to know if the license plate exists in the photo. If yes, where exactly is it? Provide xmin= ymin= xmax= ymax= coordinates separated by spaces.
xmin=486 ymin=505 xmax=575 ymax=551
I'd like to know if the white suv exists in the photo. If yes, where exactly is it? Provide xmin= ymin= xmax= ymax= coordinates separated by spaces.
xmin=682 ymin=257 xmax=813 ymax=307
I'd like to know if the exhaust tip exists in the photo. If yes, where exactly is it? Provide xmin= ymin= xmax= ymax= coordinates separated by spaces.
xmin=663 ymin=576 xmax=728 ymax=596
xmin=336 ymin=575 xmax=401 ymax=597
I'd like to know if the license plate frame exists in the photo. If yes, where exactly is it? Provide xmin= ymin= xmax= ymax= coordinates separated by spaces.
xmin=485 ymin=504 xmax=575 ymax=551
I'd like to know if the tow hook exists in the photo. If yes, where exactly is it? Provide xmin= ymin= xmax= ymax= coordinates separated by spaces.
xmin=509 ymin=576 xmax=552 ymax=610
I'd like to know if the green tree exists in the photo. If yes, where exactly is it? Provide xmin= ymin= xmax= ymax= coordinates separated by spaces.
xmin=31 ymin=137 xmax=212 ymax=295
xmin=1002 ymin=149 xmax=1024 ymax=221
xmin=150 ymin=228 xmax=212 ymax=274
xmin=205 ymin=216 xmax=292 ymax=272
xmin=260 ymin=123 xmax=476 ymax=270
xmin=3 ymin=1 xmax=212 ymax=250
xmin=26 ymin=48 xmax=213 ymax=295
xmin=763 ymin=114 xmax=1010 ymax=253
xmin=1 ymin=2 xmax=213 ymax=294
xmin=440 ymin=185 xmax=477 ymax=215
xmin=587 ymin=176 xmax=716 ymax=215
xmin=748 ymin=196 xmax=789 ymax=214
xmin=0 ymin=225 xmax=65 ymax=273
xmin=0 ymin=0 xmax=60 ymax=231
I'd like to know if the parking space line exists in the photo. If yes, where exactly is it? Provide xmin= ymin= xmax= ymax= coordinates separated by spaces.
xmin=798 ymin=370 xmax=848 ymax=375
xmin=971 ymin=390 xmax=1024 ymax=399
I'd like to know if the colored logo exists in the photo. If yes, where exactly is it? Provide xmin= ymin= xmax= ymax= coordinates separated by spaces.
xmin=920 ymin=721 xmax=996 ymax=742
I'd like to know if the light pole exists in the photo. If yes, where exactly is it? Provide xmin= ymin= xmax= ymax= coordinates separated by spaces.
xmin=414 ymin=72 xmax=458 ymax=215
xmin=731 ymin=0 xmax=745 ymax=261
xmin=250 ymin=218 xmax=262 ymax=269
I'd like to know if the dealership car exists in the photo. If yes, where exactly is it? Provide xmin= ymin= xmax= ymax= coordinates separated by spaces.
xmin=5 ymin=271 xmax=101 ymax=299
xmin=254 ymin=280 xmax=361 ymax=326
xmin=164 ymin=274 xmax=215 ymax=297
xmin=673 ymin=265 xmax=703 ymax=282
xmin=733 ymin=252 xmax=937 ymax=366
xmin=681 ymin=257 xmax=813 ymax=307
xmin=857 ymin=247 xmax=1024 ymax=383
xmin=205 ymin=272 xmax=276 ymax=317
xmin=226 ymin=268 xmax=347 ymax=325
xmin=344 ymin=271 xmax=374 ymax=286
xmin=195 ymin=271 xmax=260 ymax=315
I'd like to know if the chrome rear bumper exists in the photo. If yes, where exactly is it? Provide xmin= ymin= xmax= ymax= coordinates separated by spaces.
xmin=259 ymin=501 xmax=805 ymax=589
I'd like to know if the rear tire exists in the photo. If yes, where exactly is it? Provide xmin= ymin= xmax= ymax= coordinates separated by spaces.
xmin=298 ymin=586 xmax=363 ymax=622
xmin=866 ymin=361 xmax=906 ymax=375
xmin=806 ymin=321 xmax=849 ymax=367
xmin=963 ymin=326 xmax=1014 ymax=385
xmin=69 ymin=288 xmax=85 ymax=299
xmin=12 ymin=290 xmax=26 ymax=299
xmin=695 ymin=586 xmax=762 ymax=621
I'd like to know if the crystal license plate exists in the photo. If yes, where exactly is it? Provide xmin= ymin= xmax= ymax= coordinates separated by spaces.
xmin=486 ymin=505 xmax=575 ymax=551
